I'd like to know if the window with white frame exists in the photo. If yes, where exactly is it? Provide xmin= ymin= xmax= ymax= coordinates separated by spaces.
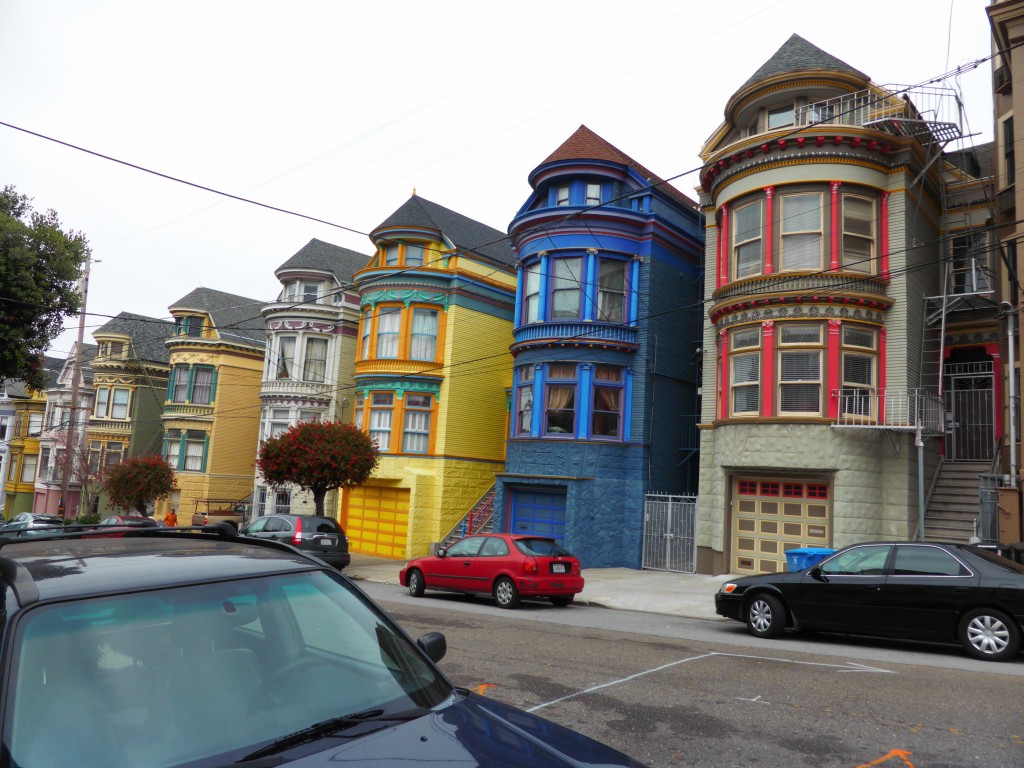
xmin=183 ymin=431 xmax=206 ymax=471
xmin=171 ymin=365 xmax=189 ymax=403
xmin=402 ymin=394 xmax=432 ymax=453
xmin=89 ymin=441 xmax=102 ymax=474
xmin=276 ymin=336 xmax=296 ymax=379
xmin=20 ymin=454 xmax=36 ymax=483
xmin=0 ymin=415 xmax=8 ymax=441
xmin=303 ymin=337 xmax=328 ymax=383
xmin=28 ymin=412 xmax=42 ymax=436
xmin=733 ymin=201 xmax=763 ymax=279
xmin=110 ymin=389 xmax=130 ymax=420
xmin=841 ymin=195 xmax=875 ymax=272
xmin=555 ymin=185 xmax=570 ymax=206
xmin=780 ymin=193 xmax=822 ymax=271
xmin=302 ymin=281 xmax=321 ymax=304
xmin=545 ymin=363 xmax=577 ymax=436
xmin=585 ymin=183 xmax=601 ymax=206
xmin=354 ymin=393 xmax=364 ymax=429
xmin=597 ymin=259 xmax=627 ymax=323
xmin=369 ymin=393 xmax=393 ymax=451
xmin=105 ymin=441 xmax=123 ymax=469
xmin=38 ymin=447 xmax=50 ymax=481
xmin=840 ymin=324 xmax=878 ymax=417
xmin=376 ymin=308 xmax=401 ymax=359
xmin=515 ymin=367 xmax=533 ymax=436
xmin=551 ymin=258 xmax=582 ymax=320
xmin=591 ymin=365 xmax=623 ymax=438
xmin=360 ymin=309 xmax=372 ymax=359
xmin=729 ymin=327 xmax=761 ymax=415
xmin=298 ymin=409 xmax=320 ymax=423
xmin=191 ymin=367 xmax=214 ymax=405
xmin=777 ymin=324 xmax=823 ymax=415
xmin=93 ymin=388 xmax=109 ymax=418
xmin=266 ymin=408 xmax=290 ymax=441
xmin=523 ymin=263 xmax=541 ymax=324
xmin=410 ymin=309 xmax=438 ymax=361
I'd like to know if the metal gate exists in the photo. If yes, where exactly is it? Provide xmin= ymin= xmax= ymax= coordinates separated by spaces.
xmin=944 ymin=361 xmax=994 ymax=461
xmin=642 ymin=494 xmax=697 ymax=573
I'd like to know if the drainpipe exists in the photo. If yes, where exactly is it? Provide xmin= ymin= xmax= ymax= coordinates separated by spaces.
xmin=917 ymin=422 xmax=925 ymax=542
xmin=1002 ymin=301 xmax=1018 ymax=489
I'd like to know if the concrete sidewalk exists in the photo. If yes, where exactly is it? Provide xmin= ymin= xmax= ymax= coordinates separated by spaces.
xmin=345 ymin=553 xmax=733 ymax=621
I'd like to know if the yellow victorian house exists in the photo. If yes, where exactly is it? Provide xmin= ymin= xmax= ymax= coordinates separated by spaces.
xmin=2 ymin=357 xmax=62 ymax=518
xmin=345 ymin=195 xmax=516 ymax=558
xmin=159 ymin=288 xmax=266 ymax=522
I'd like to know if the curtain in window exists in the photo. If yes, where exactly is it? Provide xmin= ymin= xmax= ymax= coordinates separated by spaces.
xmin=591 ymin=386 xmax=621 ymax=437
xmin=304 ymin=338 xmax=328 ymax=382
xmin=277 ymin=337 xmax=295 ymax=379
xmin=172 ymin=366 xmax=189 ymax=403
xmin=546 ymin=385 xmax=575 ymax=434
xmin=402 ymin=411 xmax=430 ymax=453
xmin=410 ymin=310 xmax=438 ymax=361
xmin=598 ymin=261 xmax=626 ymax=322
xmin=377 ymin=309 xmax=400 ymax=358
xmin=192 ymin=367 xmax=213 ymax=404
xmin=184 ymin=436 xmax=205 ymax=471
xmin=517 ymin=386 xmax=533 ymax=435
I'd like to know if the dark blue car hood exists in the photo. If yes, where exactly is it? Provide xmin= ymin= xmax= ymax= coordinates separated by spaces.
xmin=277 ymin=691 xmax=643 ymax=767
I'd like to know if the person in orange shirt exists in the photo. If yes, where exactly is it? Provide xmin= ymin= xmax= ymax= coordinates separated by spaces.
xmin=163 ymin=509 xmax=178 ymax=528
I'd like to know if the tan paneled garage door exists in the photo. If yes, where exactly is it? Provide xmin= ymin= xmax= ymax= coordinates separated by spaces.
xmin=345 ymin=484 xmax=410 ymax=559
xmin=731 ymin=478 xmax=831 ymax=574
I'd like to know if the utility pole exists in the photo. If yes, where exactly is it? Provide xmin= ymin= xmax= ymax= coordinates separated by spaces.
xmin=59 ymin=256 xmax=93 ymax=521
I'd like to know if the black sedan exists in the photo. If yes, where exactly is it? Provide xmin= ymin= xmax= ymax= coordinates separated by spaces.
xmin=715 ymin=541 xmax=1024 ymax=661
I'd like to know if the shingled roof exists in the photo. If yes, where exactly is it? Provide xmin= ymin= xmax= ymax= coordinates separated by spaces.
xmin=537 ymin=125 xmax=698 ymax=210
xmin=94 ymin=312 xmax=174 ymax=364
xmin=738 ymin=33 xmax=868 ymax=94
xmin=373 ymin=195 xmax=514 ymax=266
xmin=168 ymin=287 xmax=266 ymax=348
xmin=276 ymin=238 xmax=371 ymax=285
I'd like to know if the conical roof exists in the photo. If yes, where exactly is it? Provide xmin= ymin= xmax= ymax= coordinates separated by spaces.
xmin=738 ymin=34 xmax=868 ymax=94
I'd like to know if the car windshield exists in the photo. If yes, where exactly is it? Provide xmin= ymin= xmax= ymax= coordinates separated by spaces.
xmin=5 ymin=570 xmax=451 ymax=767
xmin=514 ymin=538 xmax=572 ymax=557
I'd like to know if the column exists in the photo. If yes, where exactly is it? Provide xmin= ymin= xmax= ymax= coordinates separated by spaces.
xmin=718 ymin=203 xmax=729 ymax=288
xmin=827 ymin=319 xmax=842 ymax=419
xmin=878 ymin=326 xmax=887 ymax=423
xmin=761 ymin=321 xmax=774 ymax=417
xmin=880 ymin=191 xmax=890 ymax=279
xmin=764 ymin=187 xmax=775 ymax=275
xmin=830 ymin=182 xmax=841 ymax=271
xmin=718 ymin=329 xmax=729 ymax=420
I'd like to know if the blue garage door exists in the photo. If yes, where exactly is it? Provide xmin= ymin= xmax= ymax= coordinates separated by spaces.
xmin=510 ymin=490 xmax=567 ymax=540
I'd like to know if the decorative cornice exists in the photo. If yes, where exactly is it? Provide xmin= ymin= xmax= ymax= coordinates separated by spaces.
xmin=353 ymin=379 xmax=442 ymax=398
xmin=267 ymin=319 xmax=337 ymax=333
xmin=361 ymin=289 xmax=449 ymax=309
xmin=713 ymin=302 xmax=885 ymax=329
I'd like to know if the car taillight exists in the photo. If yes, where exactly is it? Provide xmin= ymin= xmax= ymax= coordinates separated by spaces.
xmin=292 ymin=517 xmax=303 ymax=545
xmin=522 ymin=559 xmax=538 ymax=575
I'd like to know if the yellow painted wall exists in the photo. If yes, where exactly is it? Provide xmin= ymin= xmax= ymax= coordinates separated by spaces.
xmin=207 ymin=358 xmax=262 ymax=477
xmin=436 ymin=305 xmax=513 ymax=461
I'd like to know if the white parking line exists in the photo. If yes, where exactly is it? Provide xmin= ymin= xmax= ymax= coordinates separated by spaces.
xmin=525 ymin=651 xmax=895 ymax=713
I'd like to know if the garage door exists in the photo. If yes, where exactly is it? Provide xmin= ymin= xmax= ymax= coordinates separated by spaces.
xmin=731 ymin=479 xmax=830 ymax=574
xmin=345 ymin=484 xmax=410 ymax=559
xmin=509 ymin=489 xmax=567 ymax=540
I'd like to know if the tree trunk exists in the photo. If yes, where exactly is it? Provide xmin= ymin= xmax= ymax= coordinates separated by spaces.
xmin=313 ymin=487 xmax=327 ymax=516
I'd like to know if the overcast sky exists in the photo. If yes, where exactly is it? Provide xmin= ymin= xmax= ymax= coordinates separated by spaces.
xmin=0 ymin=0 xmax=995 ymax=359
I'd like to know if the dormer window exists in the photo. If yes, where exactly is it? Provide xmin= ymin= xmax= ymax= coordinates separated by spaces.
xmin=175 ymin=316 xmax=204 ymax=337
xmin=384 ymin=244 xmax=399 ymax=265
xmin=556 ymin=185 xmax=570 ymax=206
xmin=585 ymin=183 xmax=601 ymax=207
xmin=767 ymin=104 xmax=795 ymax=130
xmin=405 ymin=243 xmax=425 ymax=267
xmin=302 ymin=281 xmax=321 ymax=303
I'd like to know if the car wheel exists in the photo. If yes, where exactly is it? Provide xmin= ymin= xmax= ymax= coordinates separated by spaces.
xmin=550 ymin=595 xmax=574 ymax=607
xmin=493 ymin=577 xmax=520 ymax=609
xmin=407 ymin=569 xmax=425 ymax=597
xmin=959 ymin=608 xmax=1021 ymax=661
xmin=745 ymin=593 xmax=787 ymax=639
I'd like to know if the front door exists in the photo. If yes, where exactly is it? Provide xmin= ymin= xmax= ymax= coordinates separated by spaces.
xmin=945 ymin=361 xmax=994 ymax=462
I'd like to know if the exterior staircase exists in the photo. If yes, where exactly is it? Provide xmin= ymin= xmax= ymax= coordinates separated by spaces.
xmin=924 ymin=461 xmax=988 ymax=543
xmin=435 ymin=487 xmax=496 ymax=552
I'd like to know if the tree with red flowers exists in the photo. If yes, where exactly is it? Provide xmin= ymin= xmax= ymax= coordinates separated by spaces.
xmin=257 ymin=420 xmax=379 ymax=516
xmin=103 ymin=455 xmax=176 ymax=515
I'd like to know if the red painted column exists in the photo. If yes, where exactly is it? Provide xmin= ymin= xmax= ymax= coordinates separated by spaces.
xmin=880 ymin=191 xmax=890 ymax=279
xmin=878 ymin=326 xmax=887 ymax=423
xmin=718 ymin=203 xmax=729 ymax=288
xmin=989 ymin=344 xmax=1003 ymax=441
xmin=761 ymin=321 xmax=775 ymax=417
xmin=830 ymin=182 xmax=841 ymax=271
xmin=719 ymin=329 xmax=729 ymax=420
xmin=827 ymin=319 xmax=842 ymax=419
xmin=764 ymin=187 xmax=775 ymax=275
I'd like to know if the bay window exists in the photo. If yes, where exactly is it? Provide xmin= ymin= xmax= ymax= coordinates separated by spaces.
xmin=354 ymin=393 xmax=364 ymax=429
xmin=94 ymin=388 xmax=109 ymax=418
xmin=556 ymin=185 xmax=570 ymax=206
xmin=277 ymin=336 xmax=296 ymax=379
xmin=592 ymin=366 xmax=623 ymax=438
xmin=841 ymin=195 xmax=875 ymax=272
xmin=166 ymin=431 xmax=181 ymax=468
xmin=515 ymin=367 xmax=534 ymax=436
xmin=841 ymin=324 xmax=878 ymax=417
xmin=384 ymin=244 xmax=399 ymax=266
xmin=585 ymin=183 xmax=601 ymax=206
xmin=369 ymin=393 xmax=393 ymax=450
xmin=20 ymin=455 xmax=36 ymax=483
xmin=360 ymin=309 xmax=372 ymax=359
xmin=105 ymin=442 xmax=124 ymax=469
xmin=545 ymin=363 xmax=577 ymax=436
xmin=777 ymin=324 xmax=823 ymax=415
xmin=304 ymin=337 xmax=328 ymax=383
xmin=110 ymin=389 xmax=130 ymax=420
xmin=523 ymin=263 xmax=541 ymax=324
xmin=551 ymin=258 xmax=582 ymax=319
xmin=733 ymin=201 xmax=763 ymax=279
xmin=302 ymin=281 xmax=321 ymax=304
xmin=730 ymin=327 xmax=761 ymax=415
xmin=171 ymin=365 xmax=189 ymax=403
xmin=410 ymin=309 xmax=438 ymax=361
xmin=402 ymin=394 xmax=432 ymax=453
xmin=191 ymin=367 xmax=214 ymax=405
xmin=184 ymin=431 xmax=206 ymax=471
xmin=405 ymin=243 xmax=425 ymax=267
xmin=780 ymin=193 xmax=822 ymax=271
xmin=767 ymin=103 xmax=794 ymax=129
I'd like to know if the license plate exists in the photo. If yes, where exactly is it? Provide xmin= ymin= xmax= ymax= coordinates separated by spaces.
xmin=552 ymin=563 xmax=567 ymax=574
xmin=320 ymin=537 xmax=336 ymax=547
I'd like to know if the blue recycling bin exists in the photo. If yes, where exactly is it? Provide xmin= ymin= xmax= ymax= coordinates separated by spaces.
xmin=785 ymin=547 xmax=836 ymax=572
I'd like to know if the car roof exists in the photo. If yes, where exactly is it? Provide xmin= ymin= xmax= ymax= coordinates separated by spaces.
xmin=0 ymin=533 xmax=321 ymax=606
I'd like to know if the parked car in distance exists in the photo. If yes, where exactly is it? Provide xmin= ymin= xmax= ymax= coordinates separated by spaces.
xmin=98 ymin=515 xmax=159 ymax=528
xmin=715 ymin=541 xmax=1024 ymax=661
xmin=191 ymin=502 xmax=248 ymax=529
xmin=240 ymin=513 xmax=350 ymax=570
xmin=2 ymin=513 xmax=63 ymax=530
xmin=400 ymin=533 xmax=584 ymax=609
xmin=0 ymin=527 xmax=644 ymax=767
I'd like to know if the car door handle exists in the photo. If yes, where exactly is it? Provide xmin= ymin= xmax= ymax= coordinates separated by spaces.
xmin=864 ymin=586 xmax=881 ymax=592
xmin=462 ymin=561 xmax=472 ymax=567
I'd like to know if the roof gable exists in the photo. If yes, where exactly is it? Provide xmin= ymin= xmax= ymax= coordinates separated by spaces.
xmin=168 ymin=287 xmax=266 ymax=348
xmin=94 ymin=312 xmax=174 ymax=364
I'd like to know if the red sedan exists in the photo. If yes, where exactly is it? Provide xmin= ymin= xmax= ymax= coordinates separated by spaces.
xmin=399 ymin=533 xmax=584 ymax=609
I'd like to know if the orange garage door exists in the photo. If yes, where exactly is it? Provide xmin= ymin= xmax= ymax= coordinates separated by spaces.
xmin=344 ymin=484 xmax=410 ymax=559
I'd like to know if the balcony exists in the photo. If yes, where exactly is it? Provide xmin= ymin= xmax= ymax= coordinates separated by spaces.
xmin=259 ymin=379 xmax=336 ymax=399
xmin=162 ymin=403 xmax=215 ymax=419
xmin=512 ymin=322 xmax=638 ymax=349
xmin=832 ymin=388 xmax=943 ymax=435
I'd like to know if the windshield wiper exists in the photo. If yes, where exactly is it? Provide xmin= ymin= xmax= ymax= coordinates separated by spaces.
xmin=237 ymin=707 xmax=428 ymax=762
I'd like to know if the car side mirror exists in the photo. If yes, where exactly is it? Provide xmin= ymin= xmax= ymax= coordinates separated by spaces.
xmin=809 ymin=566 xmax=827 ymax=581
xmin=437 ymin=548 xmax=447 ymax=558
xmin=417 ymin=632 xmax=447 ymax=663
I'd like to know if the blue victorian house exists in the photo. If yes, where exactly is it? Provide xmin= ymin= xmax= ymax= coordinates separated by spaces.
xmin=494 ymin=125 xmax=705 ymax=568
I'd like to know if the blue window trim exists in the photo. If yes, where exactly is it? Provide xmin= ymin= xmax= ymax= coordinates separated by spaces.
xmin=513 ymin=362 xmax=630 ymax=443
